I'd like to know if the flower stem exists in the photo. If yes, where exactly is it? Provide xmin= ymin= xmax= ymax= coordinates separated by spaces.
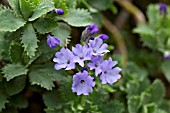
xmin=80 ymin=95 xmax=85 ymax=106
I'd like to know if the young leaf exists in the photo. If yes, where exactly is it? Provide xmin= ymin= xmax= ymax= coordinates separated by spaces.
xmin=0 ymin=9 xmax=26 ymax=32
xmin=33 ymin=18 xmax=58 ymax=34
xmin=29 ymin=65 xmax=65 ymax=90
xmin=2 ymin=64 xmax=28 ymax=81
xmin=161 ymin=60 xmax=170 ymax=82
xmin=5 ymin=75 xmax=26 ymax=96
xmin=29 ymin=0 xmax=55 ymax=21
xmin=52 ymin=23 xmax=71 ymax=47
xmin=9 ymin=41 xmax=23 ymax=64
xmin=62 ymin=8 xmax=92 ymax=27
xmin=21 ymin=24 xmax=38 ymax=58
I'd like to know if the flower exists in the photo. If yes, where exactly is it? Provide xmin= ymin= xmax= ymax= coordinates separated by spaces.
xmin=53 ymin=8 xmax=64 ymax=15
xmin=87 ymin=55 xmax=103 ymax=76
xmin=159 ymin=3 xmax=167 ymax=15
xmin=72 ymin=71 xmax=95 ymax=95
xmin=72 ymin=44 xmax=91 ymax=67
xmin=85 ymin=23 xmax=99 ymax=34
xmin=100 ymin=57 xmax=121 ymax=85
xmin=164 ymin=51 xmax=170 ymax=59
xmin=46 ymin=34 xmax=60 ymax=49
xmin=53 ymin=48 xmax=75 ymax=70
xmin=88 ymin=37 xmax=109 ymax=56
xmin=98 ymin=34 xmax=109 ymax=40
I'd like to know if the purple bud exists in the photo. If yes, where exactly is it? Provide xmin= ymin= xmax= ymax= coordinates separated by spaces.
xmin=85 ymin=23 xmax=99 ymax=34
xmin=46 ymin=34 xmax=60 ymax=49
xmin=53 ymin=8 xmax=64 ymax=15
xmin=98 ymin=34 xmax=109 ymax=40
xmin=81 ymin=68 xmax=88 ymax=72
xmin=159 ymin=3 xmax=167 ymax=15
xmin=89 ymin=36 xmax=95 ymax=40
xmin=164 ymin=52 xmax=170 ymax=59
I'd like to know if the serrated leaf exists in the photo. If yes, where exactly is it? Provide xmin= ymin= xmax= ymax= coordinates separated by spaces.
xmin=2 ymin=64 xmax=28 ymax=81
xmin=128 ymin=96 xmax=141 ymax=113
xmin=65 ymin=0 xmax=77 ymax=8
xmin=0 ymin=9 xmax=25 ymax=32
xmin=33 ymin=18 xmax=58 ymax=34
xmin=8 ymin=0 xmax=21 ymax=15
xmin=161 ymin=60 xmax=170 ymax=82
xmin=133 ymin=24 xmax=155 ymax=36
xmin=52 ymin=24 xmax=71 ymax=47
xmin=9 ymin=94 xmax=28 ymax=109
xmin=29 ymin=0 xmax=55 ymax=21
xmin=0 ymin=84 xmax=9 ymax=112
xmin=29 ymin=65 xmax=65 ymax=90
xmin=62 ymin=8 xmax=92 ymax=27
xmin=21 ymin=24 xmax=38 ymax=58
xmin=5 ymin=76 xmax=26 ymax=96
xmin=9 ymin=41 xmax=23 ymax=63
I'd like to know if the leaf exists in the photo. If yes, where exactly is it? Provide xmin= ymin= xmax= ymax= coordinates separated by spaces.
xmin=128 ymin=96 xmax=141 ymax=113
xmin=9 ymin=41 xmax=23 ymax=64
xmin=29 ymin=65 xmax=66 ymax=90
xmin=21 ymin=24 xmax=38 ymax=58
xmin=142 ymin=103 xmax=157 ymax=113
xmin=62 ymin=8 xmax=92 ymax=27
xmin=5 ymin=75 xmax=26 ymax=96
xmin=29 ymin=0 xmax=55 ymax=21
xmin=0 ymin=84 xmax=9 ymax=112
xmin=2 ymin=64 xmax=28 ymax=81
xmin=52 ymin=23 xmax=71 ymax=47
xmin=0 ymin=9 xmax=25 ymax=32
xmin=126 ymin=80 xmax=140 ymax=97
xmin=65 ymin=0 xmax=77 ymax=8
xmin=9 ymin=94 xmax=28 ymax=109
xmin=8 ymin=0 xmax=21 ymax=15
xmin=161 ymin=60 xmax=170 ymax=82
xmin=33 ymin=18 xmax=58 ymax=34
xmin=133 ymin=24 xmax=155 ymax=36
xmin=87 ymin=0 xmax=112 ymax=11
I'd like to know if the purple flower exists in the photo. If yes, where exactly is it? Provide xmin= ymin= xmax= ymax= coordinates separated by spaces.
xmin=72 ymin=44 xmax=91 ymax=67
xmin=53 ymin=48 xmax=75 ymax=70
xmin=100 ymin=58 xmax=121 ymax=85
xmin=53 ymin=8 xmax=64 ymax=15
xmin=46 ymin=34 xmax=60 ymax=49
xmin=164 ymin=51 xmax=170 ymax=59
xmin=85 ymin=23 xmax=99 ymax=34
xmin=88 ymin=38 xmax=109 ymax=56
xmin=98 ymin=34 xmax=109 ymax=40
xmin=87 ymin=55 xmax=103 ymax=76
xmin=72 ymin=71 xmax=95 ymax=95
xmin=159 ymin=3 xmax=167 ymax=15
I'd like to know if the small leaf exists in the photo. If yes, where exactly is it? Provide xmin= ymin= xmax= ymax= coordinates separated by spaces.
xmin=142 ymin=103 xmax=157 ymax=113
xmin=29 ymin=65 xmax=65 ymax=90
xmin=21 ymin=24 xmax=38 ymax=58
xmin=62 ymin=8 xmax=92 ymax=27
xmin=33 ymin=18 xmax=58 ymax=34
xmin=5 ymin=75 xmax=26 ymax=96
xmin=161 ymin=60 xmax=170 ymax=82
xmin=0 ymin=9 xmax=25 ymax=32
xmin=128 ymin=96 xmax=141 ymax=113
xmin=2 ymin=64 xmax=28 ymax=81
xmin=29 ymin=0 xmax=55 ymax=21
xmin=52 ymin=23 xmax=71 ymax=47
xmin=9 ymin=41 xmax=23 ymax=63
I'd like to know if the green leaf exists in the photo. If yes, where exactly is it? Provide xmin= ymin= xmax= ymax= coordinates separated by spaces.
xmin=128 ymin=96 xmax=141 ymax=113
xmin=161 ymin=60 xmax=170 ymax=82
xmin=52 ymin=23 xmax=71 ymax=47
xmin=29 ymin=65 xmax=65 ymax=90
xmin=33 ymin=18 xmax=58 ymax=34
xmin=126 ymin=80 xmax=140 ymax=97
xmin=9 ymin=94 xmax=28 ymax=109
xmin=5 ymin=75 xmax=26 ymax=96
xmin=65 ymin=0 xmax=77 ymax=8
xmin=0 ymin=84 xmax=9 ymax=112
xmin=29 ymin=0 xmax=55 ymax=21
xmin=21 ymin=24 xmax=38 ymax=58
xmin=2 ymin=64 xmax=28 ymax=81
xmin=133 ymin=24 xmax=155 ymax=36
xmin=9 ymin=41 xmax=23 ymax=64
xmin=0 ymin=9 xmax=25 ymax=32
xmin=87 ymin=0 xmax=112 ymax=11
xmin=142 ymin=103 xmax=157 ymax=113
xmin=8 ymin=0 xmax=21 ymax=15
xmin=62 ymin=8 xmax=92 ymax=27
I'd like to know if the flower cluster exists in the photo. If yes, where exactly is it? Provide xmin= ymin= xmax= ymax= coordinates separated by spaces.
xmin=52 ymin=23 xmax=122 ymax=95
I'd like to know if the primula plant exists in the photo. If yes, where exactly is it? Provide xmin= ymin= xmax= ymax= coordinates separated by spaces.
xmin=0 ymin=0 xmax=170 ymax=113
